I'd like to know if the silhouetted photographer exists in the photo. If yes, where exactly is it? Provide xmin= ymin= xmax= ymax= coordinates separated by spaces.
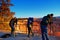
xmin=27 ymin=17 xmax=34 ymax=37
xmin=9 ymin=17 xmax=17 ymax=36
xmin=40 ymin=14 xmax=53 ymax=40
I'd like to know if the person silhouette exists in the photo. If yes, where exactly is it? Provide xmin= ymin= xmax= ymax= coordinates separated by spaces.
xmin=27 ymin=17 xmax=34 ymax=37
xmin=40 ymin=14 xmax=53 ymax=40
xmin=9 ymin=17 xmax=17 ymax=36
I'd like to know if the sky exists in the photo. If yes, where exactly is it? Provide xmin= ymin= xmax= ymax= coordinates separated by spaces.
xmin=10 ymin=0 xmax=60 ymax=18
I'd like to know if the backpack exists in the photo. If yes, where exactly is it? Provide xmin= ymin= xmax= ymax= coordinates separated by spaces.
xmin=41 ymin=16 xmax=49 ymax=25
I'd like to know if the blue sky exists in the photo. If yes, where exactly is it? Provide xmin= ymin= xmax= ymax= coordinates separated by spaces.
xmin=10 ymin=0 xmax=60 ymax=18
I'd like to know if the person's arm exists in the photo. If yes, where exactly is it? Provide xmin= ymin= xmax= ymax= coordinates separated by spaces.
xmin=14 ymin=19 xmax=18 ymax=27
xmin=15 ymin=19 xmax=17 ymax=25
xmin=49 ymin=18 xmax=53 ymax=25
xmin=49 ymin=18 xmax=53 ymax=35
xmin=45 ymin=17 xmax=50 ymax=24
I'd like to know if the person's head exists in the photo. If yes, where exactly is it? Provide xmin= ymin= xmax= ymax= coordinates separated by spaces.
xmin=29 ymin=17 xmax=33 ymax=19
xmin=13 ymin=17 xmax=17 ymax=21
xmin=50 ymin=14 xmax=53 ymax=18
xmin=47 ymin=13 xmax=53 ymax=18
xmin=28 ymin=17 xmax=33 ymax=21
xmin=47 ymin=14 xmax=50 ymax=18
xmin=50 ymin=14 xmax=53 ymax=16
